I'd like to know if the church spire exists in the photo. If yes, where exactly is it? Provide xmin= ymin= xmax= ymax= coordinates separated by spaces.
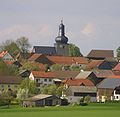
xmin=59 ymin=20 xmax=65 ymax=36
xmin=55 ymin=20 xmax=68 ymax=44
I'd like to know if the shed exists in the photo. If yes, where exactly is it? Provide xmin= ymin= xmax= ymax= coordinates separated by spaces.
xmin=23 ymin=94 xmax=61 ymax=107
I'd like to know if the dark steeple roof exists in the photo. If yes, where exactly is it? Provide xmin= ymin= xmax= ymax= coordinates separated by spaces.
xmin=55 ymin=20 xmax=68 ymax=44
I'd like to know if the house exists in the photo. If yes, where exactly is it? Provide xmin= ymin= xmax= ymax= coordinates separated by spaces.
xmin=23 ymin=94 xmax=61 ymax=107
xmin=46 ymin=55 xmax=88 ymax=66
xmin=87 ymin=50 xmax=114 ymax=60
xmin=29 ymin=71 xmax=56 ymax=87
xmin=0 ymin=51 xmax=14 ymax=61
xmin=88 ymin=60 xmax=118 ymax=70
xmin=67 ymin=86 xmax=97 ymax=104
xmin=63 ymin=78 xmax=97 ymax=103
xmin=29 ymin=53 xmax=88 ymax=66
xmin=89 ymin=70 xmax=114 ymax=85
xmin=28 ymin=54 xmax=54 ymax=65
xmin=113 ymin=86 xmax=120 ymax=101
xmin=88 ymin=60 xmax=104 ymax=69
xmin=0 ymin=76 xmax=22 ymax=92
xmin=97 ymin=77 xmax=120 ymax=102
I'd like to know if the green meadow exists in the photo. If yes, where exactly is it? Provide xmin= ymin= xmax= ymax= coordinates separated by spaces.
xmin=0 ymin=103 xmax=120 ymax=117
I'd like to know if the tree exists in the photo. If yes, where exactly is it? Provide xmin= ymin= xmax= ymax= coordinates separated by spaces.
xmin=0 ymin=90 xmax=14 ymax=108
xmin=117 ymin=47 xmax=120 ymax=57
xmin=50 ymin=64 xmax=63 ymax=71
xmin=19 ymin=78 xmax=38 ymax=96
xmin=41 ymin=84 xmax=64 ymax=97
xmin=69 ymin=43 xmax=83 ymax=57
xmin=0 ymin=40 xmax=20 ymax=57
xmin=21 ymin=61 xmax=40 ymax=71
xmin=0 ymin=59 xmax=19 ymax=76
xmin=70 ymin=65 xmax=81 ymax=71
xmin=16 ymin=37 xmax=31 ymax=58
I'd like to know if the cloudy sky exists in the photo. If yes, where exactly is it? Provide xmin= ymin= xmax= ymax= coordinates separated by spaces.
xmin=0 ymin=0 xmax=120 ymax=56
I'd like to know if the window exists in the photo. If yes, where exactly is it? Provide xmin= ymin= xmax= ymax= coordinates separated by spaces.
xmin=116 ymin=96 xmax=119 ymax=99
xmin=8 ymin=85 xmax=10 ymax=88
xmin=44 ymin=79 xmax=47 ymax=82
xmin=36 ymin=79 xmax=39 ymax=82
xmin=49 ymin=79 xmax=52 ymax=82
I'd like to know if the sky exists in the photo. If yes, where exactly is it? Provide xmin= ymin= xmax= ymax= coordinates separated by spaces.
xmin=0 ymin=0 xmax=120 ymax=56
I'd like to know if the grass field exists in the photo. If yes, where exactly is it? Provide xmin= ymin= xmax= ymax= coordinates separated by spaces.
xmin=0 ymin=103 xmax=120 ymax=117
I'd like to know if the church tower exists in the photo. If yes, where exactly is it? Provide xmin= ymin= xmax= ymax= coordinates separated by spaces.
xmin=54 ymin=20 xmax=69 ymax=56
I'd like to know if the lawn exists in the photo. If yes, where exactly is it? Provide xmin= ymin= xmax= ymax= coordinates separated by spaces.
xmin=0 ymin=103 xmax=120 ymax=117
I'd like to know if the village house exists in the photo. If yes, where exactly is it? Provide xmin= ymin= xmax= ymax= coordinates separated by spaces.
xmin=63 ymin=78 xmax=97 ymax=103
xmin=87 ymin=50 xmax=114 ymax=60
xmin=29 ymin=70 xmax=80 ymax=87
xmin=88 ymin=60 xmax=118 ymax=70
xmin=29 ymin=71 xmax=56 ymax=87
xmin=0 ymin=76 xmax=22 ymax=92
xmin=0 ymin=51 xmax=14 ymax=61
xmin=88 ymin=70 xmax=114 ymax=85
xmin=28 ymin=53 xmax=88 ymax=67
xmin=97 ymin=77 xmax=120 ymax=102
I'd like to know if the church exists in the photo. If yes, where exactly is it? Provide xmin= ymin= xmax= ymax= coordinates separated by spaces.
xmin=32 ymin=20 xmax=70 ymax=56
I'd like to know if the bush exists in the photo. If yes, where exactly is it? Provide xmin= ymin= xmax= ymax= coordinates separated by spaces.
xmin=84 ymin=96 xmax=91 ymax=103
xmin=79 ymin=102 xmax=88 ymax=106
xmin=69 ymin=102 xmax=79 ymax=106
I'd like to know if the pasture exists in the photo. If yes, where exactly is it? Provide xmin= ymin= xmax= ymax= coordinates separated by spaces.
xmin=0 ymin=103 xmax=120 ymax=117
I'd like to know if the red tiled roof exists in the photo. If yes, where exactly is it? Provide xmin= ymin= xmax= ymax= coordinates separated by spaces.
xmin=28 ymin=54 xmax=43 ymax=61
xmin=88 ymin=60 xmax=104 ymax=69
xmin=46 ymin=56 xmax=88 ymax=65
xmin=63 ymin=79 xmax=94 ymax=86
xmin=32 ymin=71 xmax=56 ymax=78
xmin=113 ymin=63 xmax=120 ymax=71
xmin=0 ymin=51 xmax=8 ymax=58
xmin=106 ymin=75 xmax=120 ymax=78
xmin=39 ymin=63 xmax=46 ymax=71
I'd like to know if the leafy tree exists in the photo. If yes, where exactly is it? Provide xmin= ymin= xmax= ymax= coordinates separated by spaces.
xmin=117 ymin=47 xmax=120 ymax=57
xmin=70 ymin=65 xmax=81 ymax=71
xmin=19 ymin=78 xmax=38 ymax=96
xmin=50 ymin=64 xmax=63 ymax=71
xmin=0 ymin=59 xmax=19 ymax=75
xmin=0 ymin=90 xmax=14 ymax=108
xmin=16 ymin=37 xmax=31 ymax=58
xmin=84 ymin=95 xmax=91 ymax=103
xmin=69 ymin=43 xmax=83 ymax=57
xmin=17 ymin=88 xmax=29 ymax=100
xmin=0 ymin=40 xmax=20 ymax=57
xmin=56 ymin=85 xmax=64 ymax=97
xmin=21 ymin=61 xmax=40 ymax=71
xmin=41 ymin=84 xmax=64 ymax=97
